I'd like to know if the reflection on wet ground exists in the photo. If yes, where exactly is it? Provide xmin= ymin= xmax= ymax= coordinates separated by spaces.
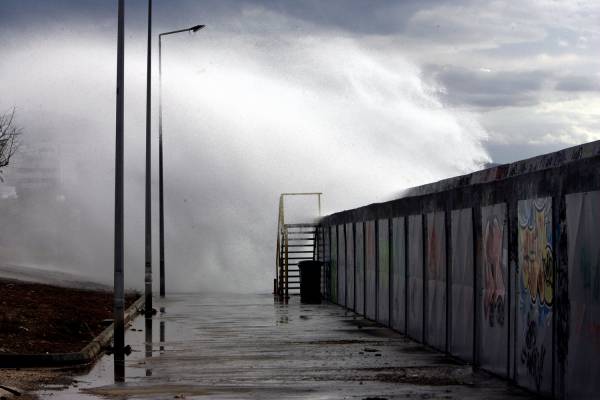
xmin=35 ymin=294 xmax=536 ymax=399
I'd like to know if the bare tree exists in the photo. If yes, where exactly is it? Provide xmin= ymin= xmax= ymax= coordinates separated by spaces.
xmin=0 ymin=108 xmax=22 ymax=182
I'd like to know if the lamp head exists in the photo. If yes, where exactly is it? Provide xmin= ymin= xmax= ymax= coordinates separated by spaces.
xmin=190 ymin=25 xmax=205 ymax=32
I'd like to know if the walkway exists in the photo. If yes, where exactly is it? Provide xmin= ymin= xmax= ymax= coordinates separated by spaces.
xmin=36 ymin=294 xmax=535 ymax=399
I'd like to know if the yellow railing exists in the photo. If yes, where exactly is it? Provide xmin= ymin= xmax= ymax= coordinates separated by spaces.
xmin=275 ymin=192 xmax=322 ymax=300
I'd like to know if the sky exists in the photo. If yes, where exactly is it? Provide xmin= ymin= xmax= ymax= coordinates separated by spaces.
xmin=0 ymin=1 xmax=599 ymax=292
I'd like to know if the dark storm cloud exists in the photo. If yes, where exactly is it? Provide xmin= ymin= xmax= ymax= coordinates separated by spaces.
xmin=0 ymin=0 xmax=444 ymax=35
xmin=426 ymin=65 xmax=548 ymax=108
xmin=555 ymin=75 xmax=600 ymax=92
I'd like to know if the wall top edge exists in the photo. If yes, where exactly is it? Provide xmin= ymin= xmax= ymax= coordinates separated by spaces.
xmin=320 ymin=139 xmax=600 ymax=224
xmin=404 ymin=139 xmax=600 ymax=197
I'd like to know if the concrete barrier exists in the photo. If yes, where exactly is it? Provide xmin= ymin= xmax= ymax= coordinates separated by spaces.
xmin=318 ymin=140 xmax=600 ymax=399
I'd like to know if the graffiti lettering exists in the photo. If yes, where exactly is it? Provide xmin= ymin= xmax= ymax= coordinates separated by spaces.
xmin=520 ymin=317 xmax=546 ymax=392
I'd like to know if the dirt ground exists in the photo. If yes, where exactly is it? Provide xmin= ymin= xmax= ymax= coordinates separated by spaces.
xmin=0 ymin=278 xmax=138 ymax=397
xmin=0 ymin=278 xmax=138 ymax=354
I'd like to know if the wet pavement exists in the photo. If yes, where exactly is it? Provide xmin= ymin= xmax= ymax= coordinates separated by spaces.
xmin=35 ymin=294 xmax=536 ymax=399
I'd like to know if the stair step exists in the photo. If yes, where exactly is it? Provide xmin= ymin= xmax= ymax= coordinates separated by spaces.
xmin=284 ymin=223 xmax=318 ymax=227
xmin=286 ymin=235 xmax=316 ymax=238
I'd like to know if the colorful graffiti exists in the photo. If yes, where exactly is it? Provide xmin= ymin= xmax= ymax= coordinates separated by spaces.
xmin=517 ymin=197 xmax=553 ymax=393
xmin=519 ymin=199 xmax=553 ymax=306
xmin=483 ymin=215 xmax=506 ymax=327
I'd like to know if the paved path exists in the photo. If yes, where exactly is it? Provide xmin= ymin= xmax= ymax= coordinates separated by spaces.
xmin=36 ymin=294 xmax=535 ymax=399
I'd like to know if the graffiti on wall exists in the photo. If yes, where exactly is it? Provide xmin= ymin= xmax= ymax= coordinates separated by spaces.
xmin=517 ymin=198 xmax=553 ymax=393
xmin=519 ymin=199 xmax=553 ymax=306
xmin=520 ymin=317 xmax=546 ymax=390
xmin=483 ymin=215 xmax=506 ymax=327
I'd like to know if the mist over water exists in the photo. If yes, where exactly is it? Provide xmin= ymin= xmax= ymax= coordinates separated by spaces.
xmin=0 ymin=22 xmax=489 ymax=293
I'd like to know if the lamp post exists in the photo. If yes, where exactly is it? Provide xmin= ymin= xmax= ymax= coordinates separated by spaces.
xmin=114 ymin=0 xmax=125 ymax=382
xmin=158 ymin=24 xmax=204 ymax=298
xmin=144 ymin=0 xmax=153 ymax=319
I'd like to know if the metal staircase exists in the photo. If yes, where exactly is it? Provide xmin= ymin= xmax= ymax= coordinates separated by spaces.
xmin=274 ymin=193 xmax=322 ymax=300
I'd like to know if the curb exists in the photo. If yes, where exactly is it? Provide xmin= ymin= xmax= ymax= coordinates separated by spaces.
xmin=0 ymin=385 xmax=21 ymax=399
xmin=0 ymin=296 xmax=144 ymax=368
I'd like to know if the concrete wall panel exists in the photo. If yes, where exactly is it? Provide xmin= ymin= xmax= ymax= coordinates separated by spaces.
xmin=516 ymin=198 xmax=553 ymax=394
xmin=480 ymin=203 xmax=509 ymax=376
xmin=317 ymin=140 xmax=600 ymax=398
xmin=426 ymin=211 xmax=446 ymax=351
xmin=450 ymin=208 xmax=474 ymax=362
xmin=330 ymin=225 xmax=338 ymax=304
xmin=338 ymin=225 xmax=346 ymax=307
xmin=391 ymin=217 xmax=406 ymax=332
xmin=365 ymin=220 xmax=377 ymax=320
xmin=355 ymin=222 xmax=365 ymax=315
xmin=323 ymin=226 xmax=330 ymax=299
xmin=346 ymin=223 xmax=355 ymax=311
xmin=565 ymin=191 xmax=600 ymax=398
xmin=378 ymin=219 xmax=390 ymax=325
xmin=408 ymin=214 xmax=424 ymax=341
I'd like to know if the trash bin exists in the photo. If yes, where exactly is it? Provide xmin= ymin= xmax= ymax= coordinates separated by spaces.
xmin=298 ymin=260 xmax=322 ymax=304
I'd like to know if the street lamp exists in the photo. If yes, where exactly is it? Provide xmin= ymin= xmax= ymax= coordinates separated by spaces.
xmin=158 ymin=24 xmax=205 ymax=298
xmin=114 ymin=0 xmax=125 ymax=382
xmin=144 ymin=0 xmax=153 ymax=319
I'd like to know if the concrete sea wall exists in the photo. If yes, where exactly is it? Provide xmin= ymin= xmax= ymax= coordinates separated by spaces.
xmin=317 ymin=141 xmax=600 ymax=399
